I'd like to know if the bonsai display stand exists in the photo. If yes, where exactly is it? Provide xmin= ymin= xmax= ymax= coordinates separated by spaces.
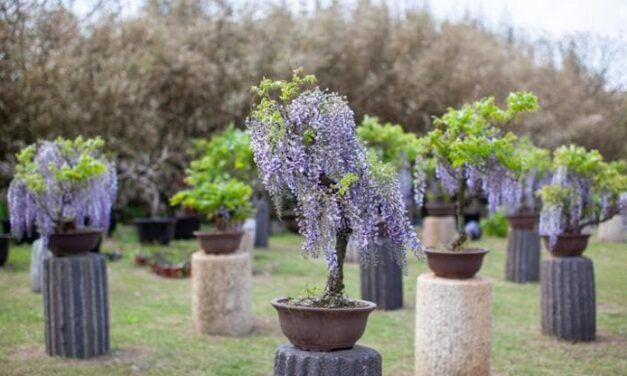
xmin=360 ymin=237 xmax=403 ymax=310
xmin=345 ymin=238 xmax=360 ymax=263
xmin=240 ymin=219 xmax=255 ymax=256
xmin=421 ymin=216 xmax=456 ymax=248
xmin=415 ymin=273 xmax=491 ymax=376
xmin=254 ymin=198 xmax=270 ymax=248
xmin=191 ymin=251 xmax=253 ymax=336
xmin=31 ymin=239 xmax=50 ymax=293
xmin=597 ymin=214 xmax=626 ymax=243
xmin=273 ymin=344 xmax=382 ymax=376
xmin=541 ymin=256 xmax=595 ymax=341
xmin=505 ymin=228 xmax=540 ymax=283
xmin=43 ymin=253 xmax=109 ymax=358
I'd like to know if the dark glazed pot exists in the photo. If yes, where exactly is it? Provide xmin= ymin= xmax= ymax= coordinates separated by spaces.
xmin=174 ymin=215 xmax=201 ymax=240
xmin=134 ymin=218 xmax=176 ymax=245
xmin=0 ymin=234 xmax=10 ymax=266
xmin=543 ymin=233 xmax=590 ymax=257
xmin=195 ymin=231 xmax=244 ymax=254
xmin=134 ymin=254 xmax=151 ymax=266
xmin=507 ymin=213 xmax=537 ymax=230
xmin=48 ymin=230 xmax=102 ymax=257
xmin=425 ymin=248 xmax=489 ymax=279
xmin=271 ymin=298 xmax=377 ymax=352
xmin=425 ymin=203 xmax=456 ymax=217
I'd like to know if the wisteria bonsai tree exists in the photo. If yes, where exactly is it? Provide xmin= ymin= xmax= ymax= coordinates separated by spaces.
xmin=247 ymin=70 xmax=422 ymax=307
xmin=538 ymin=145 xmax=627 ymax=247
xmin=8 ymin=137 xmax=117 ymax=246
xmin=413 ymin=92 xmax=539 ymax=250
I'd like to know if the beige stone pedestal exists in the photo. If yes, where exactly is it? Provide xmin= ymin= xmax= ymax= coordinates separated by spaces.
xmin=415 ymin=273 xmax=492 ymax=376
xmin=191 ymin=251 xmax=253 ymax=336
xmin=421 ymin=216 xmax=457 ymax=248
xmin=597 ymin=215 xmax=626 ymax=243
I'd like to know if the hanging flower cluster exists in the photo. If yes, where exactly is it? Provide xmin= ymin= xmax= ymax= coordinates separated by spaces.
xmin=247 ymin=70 xmax=422 ymax=273
xmin=8 ymin=137 xmax=117 ymax=246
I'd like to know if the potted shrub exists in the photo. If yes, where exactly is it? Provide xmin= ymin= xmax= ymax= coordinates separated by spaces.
xmin=247 ymin=70 xmax=422 ymax=351
xmin=171 ymin=179 xmax=254 ymax=254
xmin=538 ymin=145 xmax=627 ymax=257
xmin=413 ymin=92 xmax=539 ymax=278
xmin=7 ymin=137 xmax=117 ymax=256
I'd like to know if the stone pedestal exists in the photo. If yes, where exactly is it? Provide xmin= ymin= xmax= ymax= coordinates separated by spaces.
xmin=241 ymin=219 xmax=256 ymax=256
xmin=274 ymin=344 xmax=382 ymax=376
xmin=415 ymin=274 xmax=491 ymax=376
xmin=505 ymin=228 xmax=540 ymax=283
xmin=345 ymin=238 xmax=360 ymax=263
xmin=191 ymin=251 xmax=253 ymax=336
xmin=31 ymin=239 xmax=50 ymax=293
xmin=254 ymin=198 xmax=270 ymax=248
xmin=541 ymin=256 xmax=595 ymax=341
xmin=597 ymin=215 xmax=626 ymax=243
xmin=421 ymin=216 xmax=456 ymax=248
xmin=360 ymin=237 xmax=403 ymax=310
xmin=43 ymin=253 xmax=109 ymax=358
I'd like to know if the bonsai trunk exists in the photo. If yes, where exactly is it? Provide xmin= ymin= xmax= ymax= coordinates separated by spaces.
xmin=324 ymin=231 xmax=350 ymax=304
xmin=450 ymin=176 xmax=467 ymax=251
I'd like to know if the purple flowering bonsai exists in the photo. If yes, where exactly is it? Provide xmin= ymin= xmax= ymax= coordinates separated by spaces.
xmin=8 ymin=137 xmax=117 ymax=254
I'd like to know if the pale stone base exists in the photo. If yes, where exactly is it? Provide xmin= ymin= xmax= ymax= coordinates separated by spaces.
xmin=421 ymin=216 xmax=456 ymax=248
xmin=31 ymin=239 xmax=50 ymax=293
xmin=415 ymin=273 xmax=492 ymax=376
xmin=191 ymin=251 xmax=253 ymax=336
xmin=345 ymin=238 xmax=360 ymax=263
xmin=240 ymin=219 xmax=256 ymax=257
xmin=597 ymin=215 xmax=626 ymax=243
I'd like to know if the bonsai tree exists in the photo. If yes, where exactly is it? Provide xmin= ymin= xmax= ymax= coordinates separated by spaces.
xmin=414 ymin=92 xmax=539 ymax=250
xmin=538 ymin=145 xmax=627 ymax=248
xmin=247 ymin=70 xmax=421 ymax=306
xmin=7 ymin=137 xmax=117 ymax=246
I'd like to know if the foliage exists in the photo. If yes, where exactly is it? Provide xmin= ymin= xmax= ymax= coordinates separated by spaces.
xmin=480 ymin=210 xmax=508 ymax=238
xmin=247 ymin=70 xmax=422 ymax=303
xmin=357 ymin=116 xmax=420 ymax=170
xmin=7 ymin=137 xmax=117 ymax=244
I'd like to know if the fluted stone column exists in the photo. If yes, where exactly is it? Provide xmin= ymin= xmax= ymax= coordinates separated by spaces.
xmin=415 ymin=274 xmax=492 ymax=376
xmin=43 ymin=253 xmax=109 ymax=358
xmin=421 ymin=216 xmax=456 ymax=248
xmin=274 ymin=344 xmax=382 ymax=376
xmin=505 ymin=228 xmax=540 ymax=283
xmin=191 ymin=251 xmax=253 ymax=336
xmin=541 ymin=256 xmax=595 ymax=341
xmin=360 ymin=237 xmax=403 ymax=310
xmin=254 ymin=198 xmax=270 ymax=248
xmin=31 ymin=239 xmax=50 ymax=293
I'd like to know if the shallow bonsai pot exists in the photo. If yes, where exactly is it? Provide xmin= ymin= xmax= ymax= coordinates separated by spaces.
xmin=0 ymin=234 xmax=10 ymax=266
xmin=48 ymin=230 xmax=102 ymax=257
xmin=134 ymin=254 xmax=151 ymax=266
xmin=174 ymin=215 xmax=201 ymax=240
xmin=134 ymin=218 xmax=176 ymax=245
xmin=425 ymin=203 xmax=456 ymax=217
xmin=507 ymin=213 xmax=537 ymax=230
xmin=425 ymin=248 xmax=489 ymax=279
xmin=195 ymin=231 xmax=244 ymax=254
xmin=271 ymin=298 xmax=377 ymax=352
xmin=543 ymin=233 xmax=590 ymax=257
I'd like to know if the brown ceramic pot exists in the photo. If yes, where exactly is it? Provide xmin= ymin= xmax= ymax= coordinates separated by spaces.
xmin=48 ymin=230 xmax=102 ymax=257
xmin=507 ymin=213 xmax=537 ymax=230
xmin=542 ymin=233 xmax=590 ymax=257
xmin=134 ymin=254 xmax=151 ymax=266
xmin=425 ymin=248 xmax=489 ymax=279
xmin=425 ymin=203 xmax=456 ymax=217
xmin=194 ymin=231 xmax=244 ymax=254
xmin=271 ymin=298 xmax=376 ymax=352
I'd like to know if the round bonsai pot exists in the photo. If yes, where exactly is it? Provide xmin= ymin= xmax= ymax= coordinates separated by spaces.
xmin=271 ymin=298 xmax=377 ymax=352
xmin=48 ymin=230 xmax=102 ymax=257
xmin=425 ymin=248 xmax=489 ymax=279
xmin=542 ymin=233 xmax=590 ymax=257
xmin=134 ymin=218 xmax=176 ymax=245
xmin=0 ymin=234 xmax=10 ymax=266
xmin=134 ymin=254 xmax=151 ymax=266
xmin=425 ymin=203 xmax=456 ymax=217
xmin=194 ymin=231 xmax=244 ymax=254
xmin=174 ymin=215 xmax=201 ymax=240
xmin=507 ymin=213 xmax=537 ymax=230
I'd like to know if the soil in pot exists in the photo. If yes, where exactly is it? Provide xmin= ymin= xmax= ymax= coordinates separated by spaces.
xmin=134 ymin=218 xmax=176 ymax=245
xmin=195 ymin=231 xmax=243 ymax=254
xmin=425 ymin=203 xmax=456 ymax=217
xmin=543 ymin=233 xmax=590 ymax=257
xmin=0 ymin=234 xmax=10 ymax=266
xmin=271 ymin=298 xmax=376 ymax=352
xmin=174 ymin=215 xmax=201 ymax=240
xmin=48 ymin=230 xmax=102 ymax=257
xmin=425 ymin=248 xmax=489 ymax=279
xmin=507 ymin=213 xmax=537 ymax=230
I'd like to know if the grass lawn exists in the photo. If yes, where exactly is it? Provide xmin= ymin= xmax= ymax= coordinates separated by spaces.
xmin=0 ymin=226 xmax=626 ymax=375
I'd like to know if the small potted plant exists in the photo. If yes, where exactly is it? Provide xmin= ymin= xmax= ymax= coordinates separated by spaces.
xmin=247 ymin=70 xmax=422 ymax=351
xmin=414 ymin=92 xmax=539 ymax=278
xmin=7 ymin=137 xmax=117 ymax=256
xmin=538 ymin=145 xmax=627 ymax=257
xmin=171 ymin=179 xmax=254 ymax=254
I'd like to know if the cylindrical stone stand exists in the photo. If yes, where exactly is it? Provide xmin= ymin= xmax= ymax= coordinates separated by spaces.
xmin=31 ymin=239 xmax=50 ymax=293
xmin=597 ymin=214 xmax=626 ymax=242
xmin=345 ymin=238 xmax=360 ymax=263
xmin=191 ymin=251 xmax=253 ymax=336
xmin=421 ymin=216 xmax=457 ymax=248
xmin=43 ymin=253 xmax=109 ymax=358
xmin=274 ymin=344 xmax=382 ymax=376
xmin=415 ymin=274 xmax=492 ymax=376
xmin=540 ymin=256 xmax=595 ymax=341
xmin=254 ymin=198 xmax=270 ymax=248
xmin=505 ymin=228 xmax=540 ymax=283
xmin=241 ymin=219 xmax=256 ymax=255
xmin=360 ymin=237 xmax=403 ymax=310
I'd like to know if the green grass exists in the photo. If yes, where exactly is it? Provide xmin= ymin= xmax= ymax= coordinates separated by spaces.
xmin=0 ymin=227 xmax=626 ymax=375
